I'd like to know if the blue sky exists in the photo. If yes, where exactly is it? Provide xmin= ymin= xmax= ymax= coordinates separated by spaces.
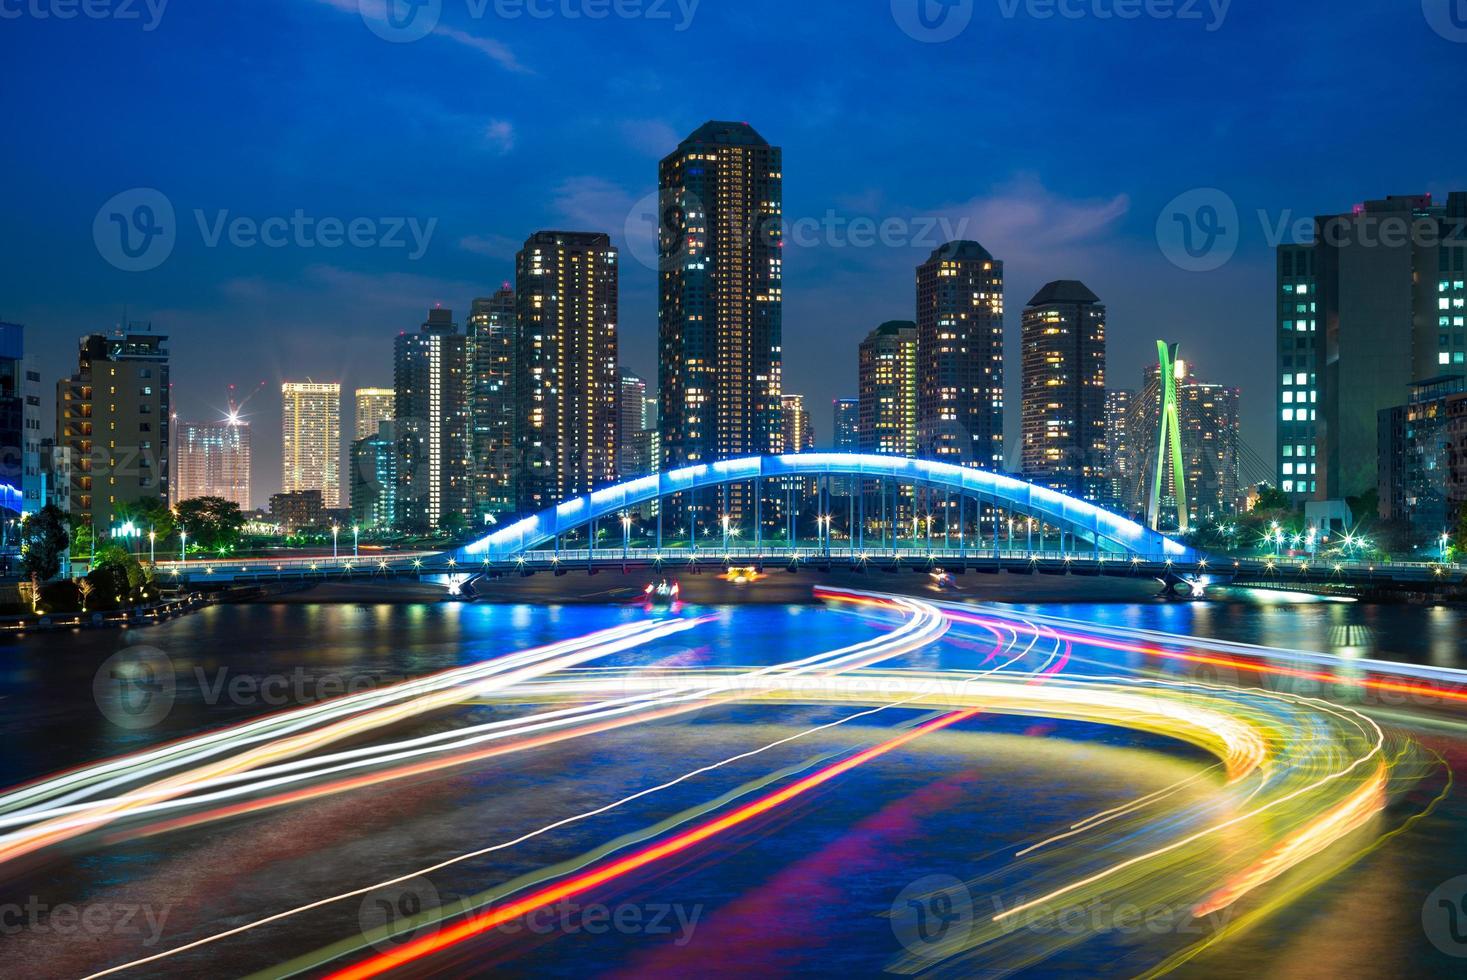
xmin=4 ymin=0 xmax=1465 ymax=505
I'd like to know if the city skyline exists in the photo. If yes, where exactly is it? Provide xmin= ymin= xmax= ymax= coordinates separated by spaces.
xmin=11 ymin=2 xmax=1464 ymax=504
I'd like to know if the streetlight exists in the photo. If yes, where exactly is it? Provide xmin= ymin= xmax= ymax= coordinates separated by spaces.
xmin=148 ymin=527 xmax=156 ymax=565
xmin=353 ymin=524 xmax=360 ymax=559
xmin=180 ymin=528 xmax=188 ymax=563
xmin=332 ymin=523 xmax=340 ymax=560
xmin=721 ymin=513 xmax=730 ymax=553
xmin=622 ymin=513 xmax=632 ymax=559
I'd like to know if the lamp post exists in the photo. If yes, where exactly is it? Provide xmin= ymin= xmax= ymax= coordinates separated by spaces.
xmin=332 ymin=524 xmax=340 ymax=561
xmin=721 ymin=513 xmax=730 ymax=554
xmin=353 ymin=524 xmax=360 ymax=559
xmin=180 ymin=529 xmax=188 ymax=563
xmin=148 ymin=527 xmax=156 ymax=565
xmin=622 ymin=514 xmax=631 ymax=560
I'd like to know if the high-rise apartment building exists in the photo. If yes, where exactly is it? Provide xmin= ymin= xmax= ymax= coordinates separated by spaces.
xmin=515 ymin=232 xmax=620 ymax=513
xmin=619 ymin=367 xmax=651 ymax=478
xmin=350 ymin=422 xmax=399 ymax=531
xmin=354 ymin=387 xmax=395 ymax=442
xmin=281 ymin=381 xmax=341 ymax=509
xmin=658 ymin=121 xmax=784 ymax=509
xmin=175 ymin=419 xmax=251 ymax=509
xmin=832 ymin=398 xmax=859 ymax=452
xmin=467 ymin=286 xmax=516 ymax=519
xmin=780 ymin=394 xmax=814 ymax=453
xmin=858 ymin=321 xmax=919 ymax=457
xmin=1020 ymin=281 xmax=1107 ymax=500
xmin=1104 ymin=389 xmax=1135 ymax=513
xmin=1280 ymin=192 xmax=1467 ymax=502
xmin=916 ymin=241 xmax=1005 ymax=469
xmin=57 ymin=330 xmax=170 ymax=534
xmin=394 ymin=307 xmax=470 ymax=532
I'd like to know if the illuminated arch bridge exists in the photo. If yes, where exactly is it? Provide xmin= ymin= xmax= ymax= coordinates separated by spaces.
xmin=456 ymin=454 xmax=1196 ymax=566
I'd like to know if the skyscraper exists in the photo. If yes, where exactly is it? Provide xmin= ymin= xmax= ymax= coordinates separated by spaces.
xmin=1279 ymin=192 xmax=1467 ymax=501
xmin=281 ymin=381 xmax=341 ymax=509
xmin=916 ymin=241 xmax=1005 ymax=469
xmin=354 ymin=387 xmax=395 ymax=442
xmin=832 ymin=398 xmax=859 ymax=453
xmin=57 ymin=329 xmax=170 ymax=534
xmin=515 ymin=232 xmax=620 ymax=513
xmin=467 ymin=286 xmax=517 ymax=519
xmin=658 ymin=121 xmax=784 ymax=509
xmin=780 ymin=394 xmax=813 ymax=453
xmin=175 ymin=419 xmax=251 ymax=509
xmin=858 ymin=321 xmax=918 ymax=457
xmin=619 ymin=367 xmax=650 ymax=478
xmin=1104 ymin=389 xmax=1135 ymax=513
xmin=1276 ymin=243 xmax=1318 ymax=503
xmin=1020 ymin=281 xmax=1107 ymax=500
xmin=350 ymin=423 xmax=399 ymax=531
xmin=394 ymin=307 xmax=469 ymax=532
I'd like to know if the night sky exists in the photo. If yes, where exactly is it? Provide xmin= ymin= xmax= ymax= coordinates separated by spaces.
xmin=4 ymin=0 xmax=1464 ymax=507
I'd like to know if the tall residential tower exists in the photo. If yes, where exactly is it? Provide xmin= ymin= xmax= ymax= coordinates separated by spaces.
xmin=916 ymin=242 xmax=1005 ymax=469
xmin=515 ymin=232 xmax=620 ymax=513
xmin=658 ymin=121 xmax=784 ymax=506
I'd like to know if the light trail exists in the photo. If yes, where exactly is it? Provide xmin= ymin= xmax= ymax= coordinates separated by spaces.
xmin=323 ymin=707 xmax=985 ymax=980
xmin=2 ymin=590 xmax=1444 ymax=979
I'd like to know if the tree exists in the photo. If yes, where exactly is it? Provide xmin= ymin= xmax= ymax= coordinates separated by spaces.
xmin=19 ymin=504 xmax=70 ymax=582
xmin=1457 ymin=503 xmax=1467 ymax=552
xmin=87 ymin=545 xmax=146 ymax=608
xmin=1252 ymin=487 xmax=1294 ymax=514
xmin=440 ymin=512 xmax=470 ymax=537
xmin=76 ymin=578 xmax=95 ymax=612
xmin=175 ymin=496 xmax=246 ymax=552
xmin=114 ymin=496 xmax=176 ymax=541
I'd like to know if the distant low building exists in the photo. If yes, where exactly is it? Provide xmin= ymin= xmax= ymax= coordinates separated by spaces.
xmin=270 ymin=489 xmax=325 ymax=533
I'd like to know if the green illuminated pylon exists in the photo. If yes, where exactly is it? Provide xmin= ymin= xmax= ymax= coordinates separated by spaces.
xmin=1147 ymin=341 xmax=1190 ymax=533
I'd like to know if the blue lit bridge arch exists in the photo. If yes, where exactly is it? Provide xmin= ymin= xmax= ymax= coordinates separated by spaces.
xmin=456 ymin=454 xmax=1196 ymax=565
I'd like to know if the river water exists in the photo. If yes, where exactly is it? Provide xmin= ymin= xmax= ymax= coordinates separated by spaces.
xmin=0 ymin=591 xmax=1463 ymax=977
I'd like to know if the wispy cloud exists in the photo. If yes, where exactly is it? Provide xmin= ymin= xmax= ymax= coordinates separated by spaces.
xmin=311 ymin=0 xmax=530 ymax=73
xmin=482 ymin=119 xmax=516 ymax=155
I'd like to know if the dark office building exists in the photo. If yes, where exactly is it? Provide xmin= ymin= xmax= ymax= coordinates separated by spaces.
xmin=467 ymin=286 xmax=517 ymax=520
